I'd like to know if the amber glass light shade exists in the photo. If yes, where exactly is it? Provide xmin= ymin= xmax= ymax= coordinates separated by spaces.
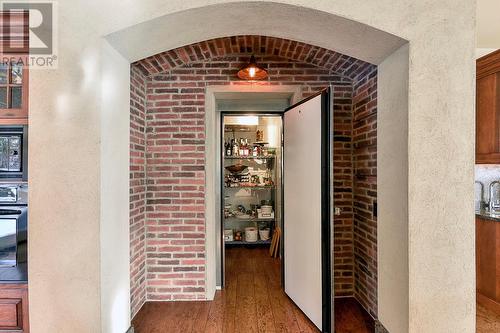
xmin=237 ymin=55 xmax=268 ymax=80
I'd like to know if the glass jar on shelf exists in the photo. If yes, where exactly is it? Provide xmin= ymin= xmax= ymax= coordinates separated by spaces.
xmin=232 ymin=140 xmax=239 ymax=156
xmin=252 ymin=146 xmax=259 ymax=157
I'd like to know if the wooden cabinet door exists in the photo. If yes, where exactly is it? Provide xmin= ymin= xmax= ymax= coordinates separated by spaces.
xmin=0 ymin=57 xmax=29 ymax=125
xmin=0 ymin=284 xmax=29 ymax=332
xmin=476 ymin=73 xmax=500 ymax=162
xmin=476 ymin=217 xmax=497 ymax=297
xmin=476 ymin=50 xmax=500 ymax=163
xmin=476 ymin=217 xmax=500 ymax=314
xmin=0 ymin=11 xmax=29 ymax=125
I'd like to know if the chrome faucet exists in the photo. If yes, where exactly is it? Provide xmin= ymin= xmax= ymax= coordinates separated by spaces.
xmin=475 ymin=181 xmax=485 ymax=211
xmin=489 ymin=180 xmax=500 ymax=213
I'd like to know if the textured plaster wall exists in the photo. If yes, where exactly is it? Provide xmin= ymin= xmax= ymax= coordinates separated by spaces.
xmin=477 ymin=0 xmax=500 ymax=48
xmin=100 ymin=40 xmax=131 ymax=333
xmin=405 ymin=4 xmax=475 ymax=333
xmin=28 ymin=1 xmax=475 ymax=332
xmin=29 ymin=25 xmax=103 ymax=333
xmin=476 ymin=48 xmax=498 ymax=59
xmin=378 ymin=44 xmax=410 ymax=333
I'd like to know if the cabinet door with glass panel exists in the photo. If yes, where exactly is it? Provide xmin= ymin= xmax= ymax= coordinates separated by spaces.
xmin=0 ymin=57 xmax=28 ymax=122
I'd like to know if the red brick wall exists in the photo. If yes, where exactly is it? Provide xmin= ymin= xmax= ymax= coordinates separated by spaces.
xmin=134 ymin=36 xmax=373 ymax=79
xmin=333 ymin=85 xmax=355 ymax=297
xmin=131 ymin=35 xmax=377 ymax=315
xmin=144 ymin=69 xmax=207 ymax=301
xmin=352 ymin=67 xmax=378 ymax=317
xmin=143 ymin=55 xmax=354 ymax=301
xmin=130 ymin=66 xmax=147 ymax=316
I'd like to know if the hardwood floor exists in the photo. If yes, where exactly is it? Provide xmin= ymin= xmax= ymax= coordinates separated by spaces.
xmin=334 ymin=298 xmax=374 ymax=333
xmin=133 ymin=247 xmax=373 ymax=333
xmin=133 ymin=247 xmax=500 ymax=333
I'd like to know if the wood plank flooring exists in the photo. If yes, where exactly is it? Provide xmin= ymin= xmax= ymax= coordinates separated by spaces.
xmin=133 ymin=247 xmax=373 ymax=333
xmin=133 ymin=247 xmax=500 ymax=332
xmin=334 ymin=298 xmax=374 ymax=333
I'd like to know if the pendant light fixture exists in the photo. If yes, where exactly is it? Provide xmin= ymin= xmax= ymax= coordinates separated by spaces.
xmin=237 ymin=55 xmax=268 ymax=80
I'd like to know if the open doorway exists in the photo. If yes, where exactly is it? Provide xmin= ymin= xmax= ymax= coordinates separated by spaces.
xmin=218 ymin=90 xmax=333 ymax=331
xmin=221 ymin=113 xmax=284 ymax=281
xmin=130 ymin=35 xmax=383 ymax=333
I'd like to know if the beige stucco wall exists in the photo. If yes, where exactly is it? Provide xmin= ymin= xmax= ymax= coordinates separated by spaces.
xmin=99 ymin=40 xmax=131 ymax=333
xmin=406 ymin=2 xmax=476 ymax=330
xmin=28 ymin=1 xmax=475 ymax=332
xmin=477 ymin=0 xmax=500 ymax=48
xmin=476 ymin=48 xmax=498 ymax=58
xmin=378 ymin=44 xmax=410 ymax=333
xmin=28 ymin=20 xmax=102 ymax=333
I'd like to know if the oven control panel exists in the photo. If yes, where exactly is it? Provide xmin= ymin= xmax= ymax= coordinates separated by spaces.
xmin=0 ymin=186 xmax=17 ymax=203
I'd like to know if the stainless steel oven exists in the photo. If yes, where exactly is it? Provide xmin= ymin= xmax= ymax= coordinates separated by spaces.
xmin=0 ymin=126 xmax=28 ymax=180
xmin=0 ymin=185 xmax=27 ymax=268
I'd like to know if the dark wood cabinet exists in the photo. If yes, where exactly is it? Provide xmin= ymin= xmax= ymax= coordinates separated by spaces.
xmin=0 ymin=11 xmax=29 ymax=125
xmin=476 ymin=217 xmax=500 ymax=315
xmin=0 ymin=57 xmax=29 ymax=124
xmin=476 ymin=51 xmax=500 ymax=164
xmin=0 ymin=283 xmax=29 ymax=332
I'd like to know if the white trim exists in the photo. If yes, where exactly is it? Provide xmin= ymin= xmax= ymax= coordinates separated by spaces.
xmin=204 ymin=84 xmax=301 ymax=298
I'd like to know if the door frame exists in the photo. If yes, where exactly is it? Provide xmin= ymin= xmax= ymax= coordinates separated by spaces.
xmin=205 ymin=85 xmax=302 ymax=298
xmin=219 ymin=110 xmax=285 ymax=288
xmin=282 ymin=87 xmax=333 ymax=332
xmin=206 ymin=86 xmax=333 ymax=331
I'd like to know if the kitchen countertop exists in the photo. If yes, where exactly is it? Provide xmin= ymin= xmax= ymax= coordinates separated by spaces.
xmin=476 ymin=211 xmax=500 ymax=222
xmin=0 ymin=263 xmax=27 ymax=283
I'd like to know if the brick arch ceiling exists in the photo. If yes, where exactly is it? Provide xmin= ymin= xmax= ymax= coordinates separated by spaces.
xmin=133 ymin=35 xmax=375 ymax=80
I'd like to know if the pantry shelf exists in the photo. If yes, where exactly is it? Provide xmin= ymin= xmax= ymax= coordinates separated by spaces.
xmin=225 ymin=239 xmax=272 ymax=245
xmin=224 ymin=156 xmax=275 ymax=160
xmin=224 ymin=217 xmax=275 ymax=223
xmin=224 ymin=186 xmax=275 ymax=189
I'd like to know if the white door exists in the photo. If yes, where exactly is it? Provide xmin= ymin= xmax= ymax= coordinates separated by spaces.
xmin=283 ymin=88 xmax=332 ymax=332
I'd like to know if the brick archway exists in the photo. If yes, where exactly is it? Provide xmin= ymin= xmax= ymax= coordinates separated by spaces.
xmin=133 ymin=35 xmax=374 ymax=79
xmin=130 ymin=35 xmax=378 ymax=319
